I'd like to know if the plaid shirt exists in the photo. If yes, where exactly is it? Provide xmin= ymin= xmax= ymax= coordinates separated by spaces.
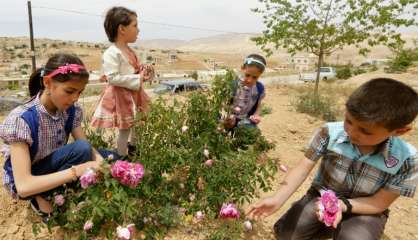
xmin=305 ymin=122 xmax=418 ymax=198
xmin=233 ymin=81 xmax=265 ymax=118
xmin=1 ymin=93 xmax=82 ymax=196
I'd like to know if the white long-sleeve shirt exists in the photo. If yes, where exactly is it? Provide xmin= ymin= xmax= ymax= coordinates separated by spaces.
xmin=102 ymin=45 xmax=141 ymax=90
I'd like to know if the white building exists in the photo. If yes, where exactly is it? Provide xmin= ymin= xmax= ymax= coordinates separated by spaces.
xmin=288 ymin=54 xmax=317 ymax=72
xmin=197 ymin=69 xmax=228 ymax=81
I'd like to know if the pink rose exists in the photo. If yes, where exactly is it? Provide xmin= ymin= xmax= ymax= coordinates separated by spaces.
xmin=80 ymin=168 xmax=97 ymax=189
xmin=195 ymin=211 xmax=204 ymax=221
xmin=234 ymin=106 xmax=241 ymax=113
xmin=219 ymin=203 xmax=240 ymax=219
xmin=127 ymin=224 xmax=135 ymax=234
xmin=205 ymin=159 xmax=213 ymax=167
xmin=181 ymin=126 xmax=189 ymax=133
xmin=243 ymin=220 xmax=253 ymax=232
xmin=189 ymin=194 xmax=196 ymax=202
xmin=83 ymin=220 xmax=93 ymax=231
xmin=111 ymin=161 xmax=144 ymax=188
xmin=116 ymin=226 xmax=131 ymax=240
xmin=111 ymin=160 xmax=130 ymax=178
xmin=54 ymin=194 xmax=65 ymax=206
xmin=319 ymin=190 xmax=339 ymax=227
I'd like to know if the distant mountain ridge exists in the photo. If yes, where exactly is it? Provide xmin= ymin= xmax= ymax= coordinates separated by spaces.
xmin=137 ymin=31 xmax=418 ymax=62
xmin=137 ymin=33 xmax=265 ymax=53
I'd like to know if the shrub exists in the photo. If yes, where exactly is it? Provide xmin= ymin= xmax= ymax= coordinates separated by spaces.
xmin=336 ymin=66 xmax=352 ymax=80
xmin=41 ymin=71 xmax=278 ymax=239
xmin=370 ymin=64 xmax=378 ymax=72
xmin=352 ymin=68 xmax=367 ymax=75
xmin=293 ymin=92 xmax=337 ymax=121
xmin=190 ymin=71 xmax=199 ymax=80
xmin=6 ymin=82 xmax=19 ymax=90
xmin=385 ymin=47 xmax=418 ymax=73
xmin=260 ymin=105 xmax=273 ymax=116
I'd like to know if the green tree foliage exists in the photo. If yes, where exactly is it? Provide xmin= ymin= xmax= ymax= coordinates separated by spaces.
xmin=253 ymin=0 xmax=418 ymax=95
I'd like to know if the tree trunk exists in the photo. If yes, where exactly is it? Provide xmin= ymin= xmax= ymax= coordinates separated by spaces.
xmin=314 ymin=52 xmax=324 ymax=96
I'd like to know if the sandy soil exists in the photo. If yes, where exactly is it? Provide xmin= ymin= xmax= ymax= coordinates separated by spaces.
xmin=0 ymin=74 xmax=418 ymax=239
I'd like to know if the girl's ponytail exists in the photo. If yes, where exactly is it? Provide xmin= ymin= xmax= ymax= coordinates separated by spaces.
xmin=28 ymin=68 xmax=44 ymax=97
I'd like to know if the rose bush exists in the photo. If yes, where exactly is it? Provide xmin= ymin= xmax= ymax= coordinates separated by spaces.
xmin=38 ymin=71 xmax=277 ymax=239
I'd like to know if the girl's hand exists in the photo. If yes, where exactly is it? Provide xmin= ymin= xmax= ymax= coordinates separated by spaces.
xmin=75 ymin=161 xmax=102 ymax=177
xmin=99 ymin=75 xmax=108 ymax=82
xmin=249 ymin=114 xmax=261 ymax=124
xmin=224 ymin=115 xmax=236 ymax=129
xmin=245 ymin=197 xmax=282 ymax=220
xmin=140 ymin=64 xmax=155 ymax=82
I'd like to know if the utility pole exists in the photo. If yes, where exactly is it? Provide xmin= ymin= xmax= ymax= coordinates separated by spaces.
xmin=27 ymin=0 xmax=36 ymax=73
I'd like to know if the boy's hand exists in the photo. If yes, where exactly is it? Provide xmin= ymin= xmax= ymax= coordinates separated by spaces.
xmin=314 ymin=199 xmax=344 ymax=228
xmin=249 ymin=114 xmax=261 ymax=124
xmin=245 ymin=197 xmax=281 ymax=220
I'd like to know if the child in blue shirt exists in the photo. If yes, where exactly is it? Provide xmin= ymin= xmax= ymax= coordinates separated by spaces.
xmin=1 ymin=53 xmax=117 ymax=217
xmin=225 ymin=54 xmax=266 ymax=129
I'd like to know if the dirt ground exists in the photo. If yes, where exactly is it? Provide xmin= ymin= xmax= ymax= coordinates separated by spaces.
xmin=0 ymin=74 xmax=418 ymax=239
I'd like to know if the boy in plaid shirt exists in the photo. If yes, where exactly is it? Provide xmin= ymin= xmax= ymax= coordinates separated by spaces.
xmin=247 ymin=78 xmax=418 ymax=240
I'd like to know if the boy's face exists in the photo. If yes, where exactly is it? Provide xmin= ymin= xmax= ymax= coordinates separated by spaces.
xmin=241 ymin=65 xmax=262 ymax=87
xmin=343 ymin=111 xmax=401 ymax=147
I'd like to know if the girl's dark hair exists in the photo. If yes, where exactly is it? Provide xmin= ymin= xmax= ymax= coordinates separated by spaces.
xmin=104 ymin=6 xmax=137 ymax=42
xmin=243 ymin=54 xmax=267 ymax=72
xmin=28 ymin=53 xmax=89 ymax=97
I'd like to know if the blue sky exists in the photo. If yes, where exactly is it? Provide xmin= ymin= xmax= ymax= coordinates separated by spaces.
xmin=0 ymin=0 xmax=265 ymax=42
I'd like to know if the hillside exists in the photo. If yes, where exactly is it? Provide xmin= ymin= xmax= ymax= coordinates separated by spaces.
xmin=1 ymin=31 xmax=417 ymax=78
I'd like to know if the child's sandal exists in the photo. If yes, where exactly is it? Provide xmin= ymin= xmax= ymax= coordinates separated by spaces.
xmin=30 ymin=198 xmax=52 ymax=223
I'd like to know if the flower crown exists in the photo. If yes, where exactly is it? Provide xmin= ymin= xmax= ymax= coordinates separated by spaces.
xmin=45 ymin=63 xmax=86 ymax=78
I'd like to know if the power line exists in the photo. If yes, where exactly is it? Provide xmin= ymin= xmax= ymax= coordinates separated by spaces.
xmin=32 ymin=6 xmax=255 ymax=35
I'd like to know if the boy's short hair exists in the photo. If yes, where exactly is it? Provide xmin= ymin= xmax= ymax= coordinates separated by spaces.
xmin=346 ymin=78 xmax=418 ymax=130
xmin=243 ymin=54 xmax=267 ymax=72
xmin=104 ymin=6 xmax=137 ymax=42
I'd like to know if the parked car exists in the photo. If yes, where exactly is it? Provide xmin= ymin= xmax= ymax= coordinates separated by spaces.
xmin=153 ymin=79 xmax=209 ymax=94
xmin=299 ymin=67 xmax=337 ymax=82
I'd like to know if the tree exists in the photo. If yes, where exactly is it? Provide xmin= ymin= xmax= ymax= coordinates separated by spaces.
xmin=190 ymin=71 xmax=199 ymax=80
xmin=253 ymin=0 xmax=417 ymax=95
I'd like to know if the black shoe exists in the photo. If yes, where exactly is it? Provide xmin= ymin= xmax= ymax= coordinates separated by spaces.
xmin=30 ymin=198 xmax=51 ymax=223
xmin=128 ymin=144 xmax=137 ymax=156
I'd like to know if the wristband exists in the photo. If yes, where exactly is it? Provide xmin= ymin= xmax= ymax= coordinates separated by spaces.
xmin=340 ymin=197 xmax=352 ymax=215
xmin=70 ymin=166 xmax=78 ymax=181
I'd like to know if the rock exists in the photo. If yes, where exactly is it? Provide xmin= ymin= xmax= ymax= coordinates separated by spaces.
xmin=0 ymin=97 xmax=23 ymax=113
xmin=288 ymin=129 xmax=297 ymax=134
xmin=16 ymin=91 xmax=27 ymax=97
